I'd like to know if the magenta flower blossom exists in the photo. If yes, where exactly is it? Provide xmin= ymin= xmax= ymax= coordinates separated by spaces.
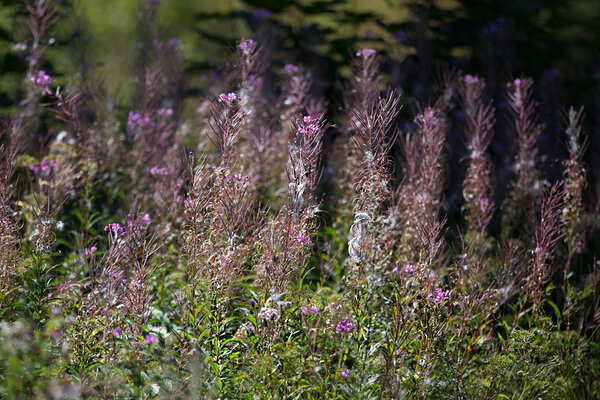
xmin=297 ymin=115 xmax=319 ymax=135
xmin=127 ymin=111 xmax=151 ymax=131
xmin=414 ymin=110 xmax=436 ymax=123
xmin=356 ymin=48 xmax=376 ymax=58
xmin=30 ymin=70 xmax=52 ymax=93
xmin=335 ymin=319 xmax=355 ymax=333
xmin=464 ymin=74 xmax=480 ymax=84
xmin=150 ymin=166 xmax=169 ymax=176
xmin=235 ymin=173 xmax=243 ymax=181
xmin=301 ymin=306 xmax=308 ymax=315
xmin=84 ymin=246 xmax=97 ymax=256
xmin=281 ymin=64 xmax=299 ymax=74
xmin=238 ymin=39 xmax=255 ymax=54
xmin=428 ymin=287 xmax=450 ymax=304
xmin=144 ymin=334 xmax=158 ymax=344
xmin=297 ymin=234 xmax=311 ymax=245
xmin=310 ymin=305 xmax=319 ymax=315
xmin=341 ymin=369 xmax=351 ymax=378
xmin=158 ymin=107 xmax=173 ymax=117
xmin=104 ymin=222 xmax=124 ymax=236
xmin=113 ymin=328 xmax=122 ymax=338
xmin=404 ymin=264 xmax=415 ymax=276
xmin=219 ymin=92 xmax=239 ymax=107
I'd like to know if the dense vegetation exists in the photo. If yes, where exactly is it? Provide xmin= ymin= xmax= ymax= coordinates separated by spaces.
xmin=0 ymin=0 xmax=599 ymax=398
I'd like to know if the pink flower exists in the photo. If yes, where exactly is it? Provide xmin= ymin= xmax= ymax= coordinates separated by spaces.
xmin=297 ymin=234 xmax=311 ymax=245
xmin=150 ymin=166 xmax=169 ymax=176
xmin=281 ymin=64 xmax=299 ymax=74
xmin=356 ymin=48 xmax=376 ymax=58
xmin=84 ymin=246 xmax=97 ymax=256
xmin=335 ymin=319 xmax=355 ymax=333
xmin=113 ymin=328 xmax=122 ymax=338
xmin=104 ymin=223 xmax=124 ymax=236
xmin=238 ymin=39 xmax=255 ymax=54
xmin=428 ymin=287 xmax=450 ymax=305
xmin=30 ymin=70 xmax=52 ymax=93
xmin=301 ymin=306 xmax=308 ymax=315
xmin=464 ymin=74 xmax=480 ymax=84
xmin=219 ymin=92 xmax=239 ymax=107
xmin=158 ymin=107 xmax=173 ymax=117
xmin=145 ymin=334 xmax=158 ymax=344
xmin=341 ymin=369 xmax=351 ymax=378
xmin=296 ymin=115 xmax=319 ymax=136
xmin=404 ymin=264 xmax=415 ymax=276
xmin=310 ymin=306 xmax=319 ymax=315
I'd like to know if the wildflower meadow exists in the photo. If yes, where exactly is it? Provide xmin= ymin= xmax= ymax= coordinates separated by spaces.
xmin=0 ymin=0 xmax=599 ymax=398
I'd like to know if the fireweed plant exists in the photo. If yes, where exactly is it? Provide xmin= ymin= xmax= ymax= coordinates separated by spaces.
xmin=0 ymin=3 xmax=599 ymax=399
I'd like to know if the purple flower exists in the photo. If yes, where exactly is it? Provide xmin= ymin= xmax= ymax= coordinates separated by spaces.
xmin=104 ymin=222 xmax=124 ymax=236
xmin=298 ymin=234 xmax=311 ymax=245
xmin=356 ymin=48 xmax=376 ymax=58
xmin=415 ymin=110 xmax=436 ymax=123
xmin=310 ymin=306 xmax=319 ymax=315
xmin=150 ymin=166 xmax=169 ymax=176
xmin=238 ymin=39 xmax=255 ymax=55
xmin=428 ymin=287 xmax=450 ymax=305
xmin=252 ymin=8 xmax=271 ymax=20
xmin=219 ymin=92 xmax=239 ymax=107
xmin=127 ymin=111 xmax=144 ymax=131
xmin=341 ymin=369 xmax=351 ymax=379
xmin=158 ymin=107 xmax=173 ymax=117
xmin=113 ymin=328 xmax=122 ymax=338
xmin=281 ymin=64 xmax=299 ymax=74
xmin=84 ymin=246 xmax=97 ymax=256
xmin=40 ymin=160 xmax=50 ymax=175
xmin=30 ymin=70 xmax=53 ymax=93
xmin=166 ymin=38 xmax=180 ymax=48
xmin=392 ymin=263 xmax=400 ymax=273
xmin=235 ymin=173 xmax=243 ymax=181
xmin=335 ymin=319 xmax=355 ymax=333
xmin=392 ymin=30 xmax=407 ymax=42
xmin=404 ymin=264 xmax=415 ymax=276
xmin=297 ymin=115 xmax=319 ymax=136
xmin=29 ymin=164 xmax=40 ymax=174
xmin=301 ymin=306 xmax=308 ymax=315
xmin=464 ymin=74 xmax=480 ymax=84
xmin=145 ymin=333 xmax=158 ymax=344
